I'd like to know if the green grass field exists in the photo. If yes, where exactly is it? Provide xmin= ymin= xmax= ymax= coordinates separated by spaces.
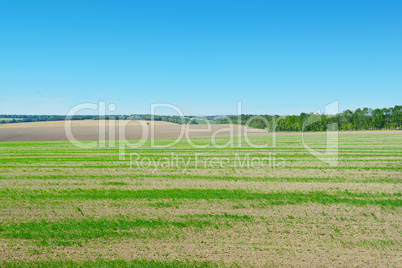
xmin=0 ymin=134 xmax=401 ymax=267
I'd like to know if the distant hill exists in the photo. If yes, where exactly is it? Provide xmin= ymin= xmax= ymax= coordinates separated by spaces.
xmin=1 ymin=105 xmax=401 ymax=131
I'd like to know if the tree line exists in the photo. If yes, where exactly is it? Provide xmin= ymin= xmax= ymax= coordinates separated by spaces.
xmin=0 ymin=114 xmax=193 ymax=125
xmin=0 ymin=115 xmax=95 ymax=125
xmin=1 ymin=105 xmax=401 ymax=131
xmin=216 ymin=105 xmax=402 ymax=131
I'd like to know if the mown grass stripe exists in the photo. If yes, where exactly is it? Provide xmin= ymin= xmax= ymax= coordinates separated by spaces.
xmin=2 ymin=174 xmax=400 ymax=183
xmin=0 ymin=217 xmax=213 ymax=243
xmin=1 ymin=189 xmax=400 ymax=206
xmin=1 ymin=164 xmax=401 ymax=171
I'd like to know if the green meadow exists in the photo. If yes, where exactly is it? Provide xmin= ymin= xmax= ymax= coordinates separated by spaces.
xmin=0 ymin=133 xmax=401 ymax=267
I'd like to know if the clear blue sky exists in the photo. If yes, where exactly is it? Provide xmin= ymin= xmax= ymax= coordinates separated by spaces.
xmin=0 ymin=0 xmax=401 ymax=115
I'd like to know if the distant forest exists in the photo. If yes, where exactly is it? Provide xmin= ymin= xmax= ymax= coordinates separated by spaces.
xmin=1 ymin=105 xmax=401 ymax=131
xmin=216 ymin=105 xmax=402 ymax=131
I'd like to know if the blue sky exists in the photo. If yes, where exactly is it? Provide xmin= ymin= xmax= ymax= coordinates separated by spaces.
xmin=0 ymin=0 xmax=401 ymax=115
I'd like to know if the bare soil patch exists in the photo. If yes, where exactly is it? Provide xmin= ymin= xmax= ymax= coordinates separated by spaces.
xmin=1 ymin=120 xmax=400 ymax=141
xmin=0 ymin=121 xmax=268 ymax=141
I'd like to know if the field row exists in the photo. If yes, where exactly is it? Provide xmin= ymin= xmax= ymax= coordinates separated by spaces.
xmin=0 ymin=134 xmax=401 ymax=267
